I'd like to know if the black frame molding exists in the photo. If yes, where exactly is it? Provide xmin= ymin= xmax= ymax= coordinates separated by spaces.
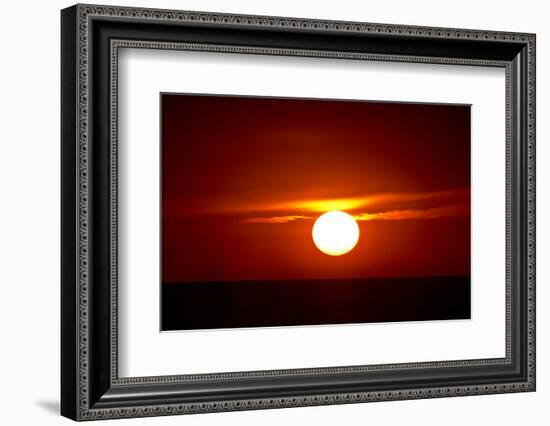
xmin=61 ymin=4 xmax=536 ymax=421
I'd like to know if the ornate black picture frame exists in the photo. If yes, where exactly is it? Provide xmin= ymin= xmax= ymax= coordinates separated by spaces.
xmin=61 ymin=4 xmax=536 ymax=421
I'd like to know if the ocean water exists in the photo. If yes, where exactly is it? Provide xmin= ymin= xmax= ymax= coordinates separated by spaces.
xmin=161 ymin=276 xmax=470 ymax=331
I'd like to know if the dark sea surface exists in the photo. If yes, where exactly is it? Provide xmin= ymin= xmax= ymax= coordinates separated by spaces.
xmin=161 ymin=276 xmax=470 ymax=331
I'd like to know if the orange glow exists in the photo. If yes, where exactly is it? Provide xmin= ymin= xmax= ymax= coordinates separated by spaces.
xmin=187 ymin=189 xmax=469 ymax=218
xmin=286 ymin=198 xmax=367 ymax=213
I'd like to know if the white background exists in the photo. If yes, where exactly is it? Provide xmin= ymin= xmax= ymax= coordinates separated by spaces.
xmin=0 ymin=0 xmax=547 ymax=425
xmin=119 ymin=50 xmax=506 ymax=376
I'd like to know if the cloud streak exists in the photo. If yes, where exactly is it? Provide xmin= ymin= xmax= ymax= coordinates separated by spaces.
xmin=353 ymin=203 xmax=470 ymax=222
xmin=240 ymin=215 xmax=310 ymax=224
xmin=241 ymin=203 xmax=469 ymax=225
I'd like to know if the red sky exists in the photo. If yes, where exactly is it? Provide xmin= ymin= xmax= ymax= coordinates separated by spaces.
xmin=162 ymin=94 xmax=470 ymax=282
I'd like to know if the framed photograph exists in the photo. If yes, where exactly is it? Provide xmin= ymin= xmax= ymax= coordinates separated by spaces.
xmin=160 ymin=94 xmax=472 ymax=331
xmin=61 ymin=4 xmax=536 ymax=421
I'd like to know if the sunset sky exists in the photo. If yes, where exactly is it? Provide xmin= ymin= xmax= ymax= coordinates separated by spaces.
xmin=161 ymin=94 xmax=470 ymax=283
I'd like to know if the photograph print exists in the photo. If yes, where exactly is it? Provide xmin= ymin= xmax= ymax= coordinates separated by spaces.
xmin=161 ymin=94 xmax=471 ymax=331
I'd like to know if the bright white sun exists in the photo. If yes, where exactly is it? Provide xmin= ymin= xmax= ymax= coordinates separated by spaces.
xmin=312 ymin=211 xmax=360 ymax=256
